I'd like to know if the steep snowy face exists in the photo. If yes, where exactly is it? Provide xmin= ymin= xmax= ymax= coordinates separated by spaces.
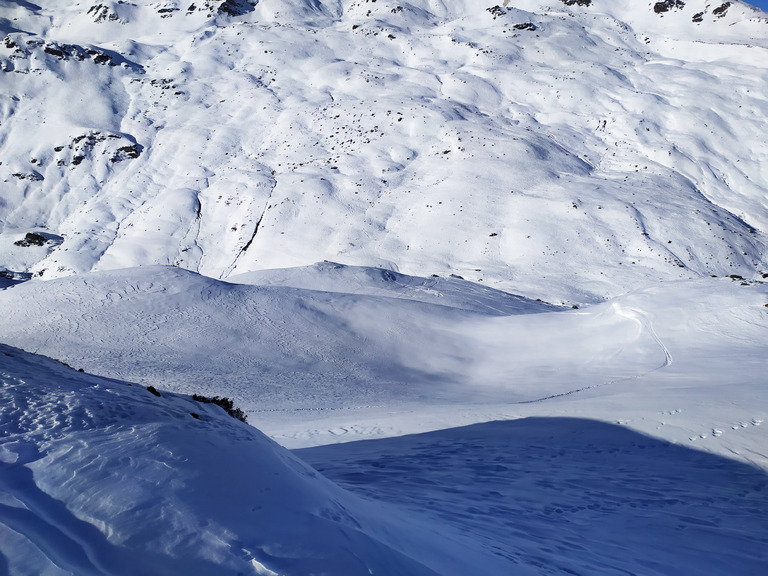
xmin=1 ymin=0 xmax=767 ymax=301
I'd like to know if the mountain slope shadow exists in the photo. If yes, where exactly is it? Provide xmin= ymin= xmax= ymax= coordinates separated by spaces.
xmin=296 ymin=418 xmax=768 ymax=575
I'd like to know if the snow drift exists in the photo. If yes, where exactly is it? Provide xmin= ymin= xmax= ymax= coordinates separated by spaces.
xmin=0 ymin=343 xmax=513 ymax=575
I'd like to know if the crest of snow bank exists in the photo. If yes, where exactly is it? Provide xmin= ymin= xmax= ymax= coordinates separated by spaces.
xmin=0 ymin=343 xmax=514 ymax=575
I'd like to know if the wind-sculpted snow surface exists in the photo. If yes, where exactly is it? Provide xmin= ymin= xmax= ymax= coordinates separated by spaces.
xmin=0 ymin=344 xmax=516 ymax=575
xmin=2 ymin=0 xmax=768 ymax=302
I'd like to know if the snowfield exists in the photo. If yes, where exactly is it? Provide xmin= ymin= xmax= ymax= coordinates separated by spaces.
xmin=2 ymin=0 xmax=768 ymax=574
xmin=2 ymin=0 xmax=768 ymax=302
xmin=1 ymin=264 xmax=767 ymax=574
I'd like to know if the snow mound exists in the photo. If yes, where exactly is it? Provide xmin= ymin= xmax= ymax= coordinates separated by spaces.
xmin=0 ymin=343 xmax=512 ymax=575
xmin=228 ymin=260 xmax=563 ymax=314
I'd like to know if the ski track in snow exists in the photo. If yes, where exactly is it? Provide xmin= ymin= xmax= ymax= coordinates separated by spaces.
xmin=515 ymin=304 xmax=673 ymax=405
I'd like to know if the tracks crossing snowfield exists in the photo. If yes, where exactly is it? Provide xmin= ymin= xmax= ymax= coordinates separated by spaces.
xmin=298 ymin=418 xmax=768 ymax=576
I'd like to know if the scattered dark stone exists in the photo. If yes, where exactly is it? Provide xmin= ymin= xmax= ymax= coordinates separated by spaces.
xmin=14 ymin=232 xmax=48 ymax=247
xmin=12 ymin=169 xmax=43 ymax=181
xmin=78 ymin=368 xmax=84 ymax=372
xmin=489 ymin=232 xmax=498 ymax=237
xmin=654 ymin=0 xmax=685 ymax=14
xmin=147 ymin=385 xmax=161 ymax=397
xmin=713 ymin=2 xmax=731 ymax=18
xmin=487 ymin=6 xmax=508 ymax=19
xmin=111 ymin=143 xmax=142 ymax=162
xmin=190 ymin=412 xmax=200 ymax=419
xmin=88 ymin=4 xmax=120 ymax=22
xmin=692 ymin=11 xmax=704 ymax=22
xmin=216 ymin=0 xmax=257 ymax=17
xmin=71 ymin=155 xmax=86 ymax=166
xmin=560 ymin=0 xmax=591 ymax=6
xmin=572 ymin=305 xmax=579 ymax=309
xmin=729 ymin=274 xmax=744 ymax=280
xmin=93 ymin=52 xmax=112 ymax=65
xmin=44 ymin=46 xmax=65 ymax=58
xmin=513 ymin=23 xmax=538 ymax=31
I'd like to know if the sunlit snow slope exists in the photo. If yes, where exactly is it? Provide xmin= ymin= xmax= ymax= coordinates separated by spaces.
xmin=2 ymin=0 xmax=768 ymax=302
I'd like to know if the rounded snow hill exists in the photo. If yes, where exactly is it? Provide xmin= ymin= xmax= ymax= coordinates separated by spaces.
xmin=1 ymin=265 xmax=766 ymax=468
xmin=0 ymin=343 xmax=516 ymax=576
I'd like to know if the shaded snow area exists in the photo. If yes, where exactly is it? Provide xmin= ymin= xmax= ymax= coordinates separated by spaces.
xmin=298 ymin=419 xmax=768 ymax=575
xmin=0 ymin=344 xmax=512 ymax=576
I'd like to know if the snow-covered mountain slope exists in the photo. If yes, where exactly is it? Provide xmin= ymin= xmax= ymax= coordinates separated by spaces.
xmin=2 ymin=0 xmax=768 ymax=302
xmin=1 ymin=265 xmax=766 ymax=468
xmin=0 ymin=342 xmax=518 ymax=576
